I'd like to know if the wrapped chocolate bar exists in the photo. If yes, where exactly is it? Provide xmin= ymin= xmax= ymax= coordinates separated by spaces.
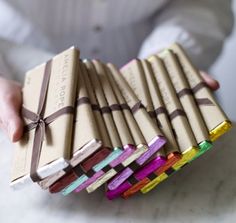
xmin=11 ymin=47 xmax=79 ymax=189
xmin=122 ymin=60 xmax=181 ymax=198
xmin=105 ymin=64 xmax=166 ymax=198
xmin=83 ymin=61 xmax=135 ymax=192
xmin=169 ymin=43 xmax=232 ymax=141
xmin=159 ymin=50 xmax=212 ymax=160
xmin=75 ymin=66 xmax=149 ymax=193
xmin=60 ymin=62 xmax=123 ymax=196
xmin=84 ymin=61 xmax=146 ymax=193
xmin=105 ymin=66 xmax=149 ymax=192
xmin=147 ymin=56 xmax=198 ymax=171
xmin=42 ymin=61 xmax=105 ymax=192
xmin=109 ymin=59 xmax=167 ymax=198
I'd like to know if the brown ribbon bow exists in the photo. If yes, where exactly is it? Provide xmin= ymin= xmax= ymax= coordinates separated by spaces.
xmin=22 ymin=60 xmax=74 ymax=182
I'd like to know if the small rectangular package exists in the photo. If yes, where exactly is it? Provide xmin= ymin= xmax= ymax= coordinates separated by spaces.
xmin=82 ymin=61 xmax=137 ymax=193
xmin=11 ymin=47 xmax=79 ymax=189
xmin=60 ymin=62 xmax=123 ymax=196
xmin=169 ymin=43 xmax=232 ymax=141
xmin=147 ymin=56 xmax=198 ymax=171
xmin=122 ymin=59 xmax=182 ymax=198
xmin=42 ymin=60 xmax=105 ymax=192
xmin=105 ymin=64 xmax=166 ymax=199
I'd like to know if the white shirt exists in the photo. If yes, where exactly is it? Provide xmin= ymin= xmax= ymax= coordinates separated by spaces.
xmin=0 ymin=0 xmax=233 ymax=81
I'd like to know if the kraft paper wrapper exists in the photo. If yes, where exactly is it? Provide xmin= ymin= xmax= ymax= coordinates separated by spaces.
xmin=169 ymin=43 xmax=232 ymax=141
xmin=121 ymin=59 xmax=154 ymax=115
xmin=86 ymin=61 xmax=122 ymax=148
xmin=120 ymin=59 xmax=165 ymax=158
xmin=159 ymin=50 xmax=210 ymax=144
xmin=148 ymin=56 xmax=198 ymax=154
xmin=83 ymin=61 xmax=149 ymax=193
xmin=93 ymin=60 xmax=134 ymax=146
xmin=83 ymin=62 xmax=112 ymax=149
xmin=38 ymin=62 xmax=105 ymax=190
xmin=107 ymin=63 xmax=164 ymax=144
xmin=11 ymin=47 xmax=79 ymax=189
xmin=141 ymin=59 xmax=179 ymax=155
xmin=71 ymin=61 xmax=102 ymax=164
xmin=57 ymin=63 xmax=125 ymax=196
xmin=105 ymin=67 xmax=146 ymax=146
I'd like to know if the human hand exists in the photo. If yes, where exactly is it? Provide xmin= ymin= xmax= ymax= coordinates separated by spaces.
xmin=200 ymin=71 xmax=220 ymax=91
xmin=0 ymin=77 xmax=23 ymax=142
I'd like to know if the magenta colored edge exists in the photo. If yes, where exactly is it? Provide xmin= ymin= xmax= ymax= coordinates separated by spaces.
xmin=106 ymin=157 xmax=166 ymax=200
xmin=107 ymin=136 xmax=166 ymax=190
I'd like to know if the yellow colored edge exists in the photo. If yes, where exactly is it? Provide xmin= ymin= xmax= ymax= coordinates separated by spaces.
xmin=209 ymin=120 xmax=232 ymax=142
xmin=141 ymin=173 xmax=168 ymax=194
xmin=172 ymin=147 xmax=199 ymax=170
xmin=140 ymin=146 xmax=198 ymax=194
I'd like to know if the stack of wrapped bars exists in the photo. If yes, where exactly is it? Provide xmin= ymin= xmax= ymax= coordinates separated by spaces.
xmin=10 ymin=43 xmax=232 ymax=200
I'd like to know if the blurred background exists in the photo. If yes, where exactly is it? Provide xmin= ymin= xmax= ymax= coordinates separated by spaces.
xmin=211 ymin=0 xmax=236 ymax=122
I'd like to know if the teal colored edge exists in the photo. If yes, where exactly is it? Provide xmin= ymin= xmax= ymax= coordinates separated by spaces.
xmin=61 ymin=147 xmax=123 ymax=196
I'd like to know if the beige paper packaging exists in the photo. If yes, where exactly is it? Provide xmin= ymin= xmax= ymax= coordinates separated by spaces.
xmin=159 ymin=50 xmax=210 ymax=144
xmin=141 ymin=59 xmax=179 ymax=155
xmin=70 ymin=61 xmax=102 ymax=165
xmin=148 ymin=55 xmax=199 ymax=165
xmin=107 ymin=63 xmax=164 ymax=144
xmin=120 ymin=59 xmax=165 ymax=158
xmin=38 ymin=61 xmax=103 ymax=189
xmin=168 ymin=43 xmax=232 ymax=141
xmin=83 ymin=62 xmax=112 ymax=149
xmin=11 ymin=47 xmax=79 ymax=189
xmin=85 ymin=61 xmax=150 ymax=192
xmin=105 ymin=66 xmax=148 ymax=158
xmin=121 ymin=59 xmax=156 ymax=119
xmin=93 ymin=60 xmax=134 ymax=146
xmin=85 ymin=60 xmax=122 ymax=149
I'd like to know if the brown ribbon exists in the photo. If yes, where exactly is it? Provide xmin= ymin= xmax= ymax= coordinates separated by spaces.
xmin=129 ymin=161 xmax=141 ymax=171
xmin=169 ymin=109 xmax=186 ymax=121
xmin=113 ymin=163 xmax=125 ymax=172
xmin=110 ymin=104 xmax=122 ymax=111
xmin=23 ymin=60 xmax=74 ymax=182
xmin=148 ymin=172 xmax=157 ymax=181
xmin=76 ymin=97 xmax=91 ymax=106
xmin=196 ymin=98 xmax=214 ymax=106
xmin=120 ymin=103 xmax=130 ymax=111
xmin=131 ymin=101 xmax=145 ymax=114
xmin=155 ymin=106 xmax=168 ymax=116
xmin=148 ymin=111 xmax=156 ymax=119
xmin=128 ymin=176 xmax=139 ymax=185
xmin=177 ymin=88 xmax=192 ymax=98
xmin=192 ymin=82 xmax=215 ymax=106
xmin=192 ymin=81 xmax=208 ymax=93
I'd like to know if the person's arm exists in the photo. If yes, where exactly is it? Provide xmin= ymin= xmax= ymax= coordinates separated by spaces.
xmin=139 ymin=0 xmax=234 ymax=70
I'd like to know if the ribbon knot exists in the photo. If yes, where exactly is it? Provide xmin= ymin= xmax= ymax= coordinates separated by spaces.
xmin=21 ymin=60 xmax=75 ymax=182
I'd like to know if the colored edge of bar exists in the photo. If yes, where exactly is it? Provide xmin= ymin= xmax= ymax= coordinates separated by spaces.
xmin=140 ymin=147 xmax=198 ymax=194
xmin=209 ymin=120 xmax=232 ymax=142
xmin=121 ymin=152 xmax=181 ymax=198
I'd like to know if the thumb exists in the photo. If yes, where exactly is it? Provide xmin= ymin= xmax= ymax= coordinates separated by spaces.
xmin=0 ymin=82 xmax=23 ymax=142
xmin=4 ymin=109 xmax=24 ymax=142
